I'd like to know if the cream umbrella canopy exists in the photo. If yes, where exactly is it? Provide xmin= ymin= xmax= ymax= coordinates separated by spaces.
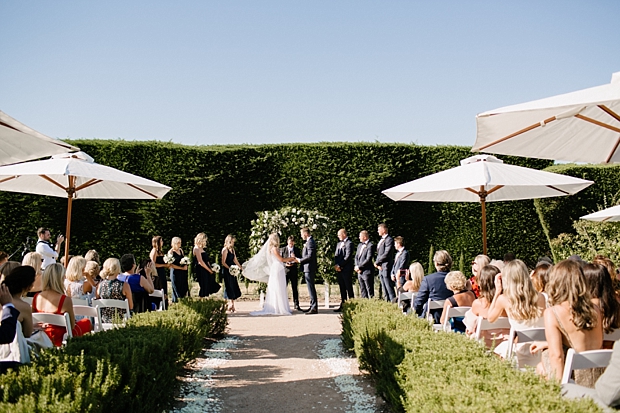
xmin=382 ymin=155 xmax=593 ymax=255
xmin=0 ymin=110 xmax=79 ymax=166
xmin=581 ymin=205 xmax=620 ymax=222
xmin=472 ymin=72 xmax=620 ymax=164
xmin=0 ymin=152 xmax=171 ymax=263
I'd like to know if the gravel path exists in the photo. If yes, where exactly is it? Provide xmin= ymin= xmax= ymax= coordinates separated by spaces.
xmin=173 ymin=300 xmax=387 ymax=413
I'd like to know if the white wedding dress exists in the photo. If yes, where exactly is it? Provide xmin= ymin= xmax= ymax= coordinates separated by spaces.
xmin=245 ymin=244 xmax=292 ymax=316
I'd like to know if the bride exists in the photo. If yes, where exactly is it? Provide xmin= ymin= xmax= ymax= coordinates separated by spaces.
xmin=244 ymin=233 xmax=297 ymax=316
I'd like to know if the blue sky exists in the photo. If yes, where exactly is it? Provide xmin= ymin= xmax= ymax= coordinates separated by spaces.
xmin=1 ymin=1 xmax=619 ymax=147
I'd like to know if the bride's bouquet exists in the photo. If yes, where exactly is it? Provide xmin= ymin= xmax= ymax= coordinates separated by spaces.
xmin=180 ymin=256 xmax=190 ymax=266
xmin=211 ymin=263 xmax=220 ymax=273
xmin=229 ymin=264 xmax=241 ymax=277
xmin=163 ymin=253 xmax=175 ymax=264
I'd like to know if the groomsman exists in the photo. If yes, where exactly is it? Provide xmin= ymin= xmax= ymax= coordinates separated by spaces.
xmin=354 ymin=230 xmax=375 ymax=298
xmin=333 ymin=228 xmax=354 ymax=312
xmin=297 ymin=228 xmax=318 ymax=314
xmin=281 ymin=236 xmax=302 ymax=311
xmin=375 ymin=223 xmax=395 ymax=302
xmin=391 ymin=236 xmax=410 ymax=290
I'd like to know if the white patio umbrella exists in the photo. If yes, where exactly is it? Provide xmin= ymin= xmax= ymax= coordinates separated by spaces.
xmin=0 ymin=151 xmax=171 ymax=263
xmin=580 ymin=205 xmax=620 ymax=222
xmin=0 ymin=110 xmax=79 ymax=166
xmin=382 ymin=155 xmax=593 ymax=254
xmin=472 ymin=71 xmax=620 ymax=164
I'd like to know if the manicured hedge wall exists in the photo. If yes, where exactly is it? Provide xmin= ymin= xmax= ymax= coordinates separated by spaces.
xmin=0 ymin=141 xmax=553 ymax=270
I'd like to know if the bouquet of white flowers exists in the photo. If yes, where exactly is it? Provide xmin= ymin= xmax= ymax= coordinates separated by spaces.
xmin=180 ymin=256 xmax=190 ymax=266
xmin=229 ymin=264 xmax=241 ymax=277
xmin=211 ymin=263 xmax=221 ymax=273
xmin=163 ymin=253 xmax=175 ymax=264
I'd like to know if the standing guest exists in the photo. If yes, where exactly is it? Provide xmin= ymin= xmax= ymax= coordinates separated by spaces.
xmin=0 ymin=252 xmax=7 ymax=266
xmin=193 ymin=233 xmax=220 ymax=298
xmin=470 ymin=254 xmax=490 ymax=298
xmin=35 ymin=227 xmax=64 ymax=269
xmin=413 ymin=250 xmax=454 ymax=323
xmin=64 ymin=256 xmax=96 ymax=300
xmin=32 ymin=263 xmax=92 ymax=346
xmin=149 ymin=236 xmax=169 ymax=309
xmin=296 ymin=228 xmax=318 ymax=314
xmin=582 ymin=263 xmax=620 ymax=345
xmin=354 ymin=230 xmax=375 ymax=299
xmin=374 ymin=223 xmax=395 ymax=303
xmin=97 ymin=258 xmax=133 ymax=322
xmin=118 ymin=254 xmax=154 ymax=313
xmin=221 ymin=235 xmax=242 ymax=312
xmin=391 ymin=236 xmax=410 ymax=292
xmin=22 ymin=252 xmax=43 ymax=297
xmin=84 ymin=250 xmax=100 ymax=265
xmin=281 ymin=236 xmax=302 ymax=311
xmin=169 ymin=237 xmax=189 ymax=303
xmin=333 ymin=229 xmax=354 ymax=312
xmin=2 ymin=266 xmax=35 ymax=338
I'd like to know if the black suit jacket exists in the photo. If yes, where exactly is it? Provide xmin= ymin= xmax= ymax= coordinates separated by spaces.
xmin=334 ymin=238 xmax=354 ymax=273
xmin=375 ymin=235 xmax=395 ymax=272
xmin=0 ymin=305 xmax=19 ymax=345
xmin=299 ymin=236 xmax=317 ymax=274
xmin=354 ymin=241 xmax=375 ymax=276
xmin=391 ymin=249 xmax=410 ymax=278
xmin=280 ymin=246 xmax=301 ymax=277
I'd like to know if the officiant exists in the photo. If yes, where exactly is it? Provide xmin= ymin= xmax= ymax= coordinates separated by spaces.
xmin=280 ymin=236 xmax=302 ymax=311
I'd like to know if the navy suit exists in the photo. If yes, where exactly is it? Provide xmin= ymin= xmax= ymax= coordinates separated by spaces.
xmin=355 ymin=241 xmax=375 ymax=298
xmin=413 ymin=271 xmax=454 ymax=323
xmin=299 ymin=236 xmax=318 ymax=310
xmin=391 ymin=248 xmax=410 ymax=287
xmin=375 ymin=235 xmax=395 ymax=302
xmin=281 ymin=245 xmax=301 ymax=307
xmin=0 ymin=305 xmax=19 ymax=345
xmin=334 ymin=238 xmax=354 ymax=303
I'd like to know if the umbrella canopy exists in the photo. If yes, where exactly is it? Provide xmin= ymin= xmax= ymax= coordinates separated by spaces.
xmin=0 ymin=110 xmax=79 ymax=166
xmin=472 ymin=72 xmax=620 ymax=164
xmin=382 ymin=155 xmax=593 ymax=254
xmin=581 ymin=205 xmax=620 ymax=222
xmin=0 ymin=151 xmax=171 ymax=262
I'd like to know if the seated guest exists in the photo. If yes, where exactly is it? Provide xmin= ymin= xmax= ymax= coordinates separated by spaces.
xmin=22 ymin=252 xmax=43 ymax=296
xmin=470 ymin=254 xmax=490 ymax=298
xmin=32 ymin=264 xmax=92 ymax=347
xmin=64 ymin=256 xmax=96 ymax=300
xmin=118 ymin=255 xmax=154 ymax=313
xmin=391 ymin=237 xmax=410 ymax=292
xmin=0 ymin=252 xmax=7 ymax=266
xmin=582 ymin=263 xmax=619 ymax=348
xmin=85 ymin=261 xmax=101 ymax=285
xmin=96 ymin=258 xmax=133 ymax=322
xmin=403 ymin=262 xmax=424 ymax=293
xmin=440 ymin=271 xmax=476 ymax=332
xmin=1 ymin=266 xmax=35 ymax=338
xmin=0 ymin=261 xmax=20 ymax=283
xmin=592 ymin=255 xmax=620 ymax=294
xmin=530 ymin=262 xmax=551 ymax=300
xmin=0 ymin=284 xmax=21 ymax=373
xmin=536 ymin=260 xmax=603 ymax=386
xmin=84 ymin=250 xmax=100 ymax=265
xmin=413 ymin=250 xmax=454 ymax=323
xmin=487 ymin=259 xmax=546 ymax=366
xmin=464 ymin=264 xmax=510 ymax=347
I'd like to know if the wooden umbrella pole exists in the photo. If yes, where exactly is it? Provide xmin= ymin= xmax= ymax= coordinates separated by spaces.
xmin=64 ymin=176 xmax=75 ymax=267
xmin=480 ymin=186 xmax=488 ymax=256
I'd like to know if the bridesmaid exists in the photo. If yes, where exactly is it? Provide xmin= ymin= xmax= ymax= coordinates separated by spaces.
xmin=221 ymin=235 xmax=242 ymax=312
xmin=169 ymin=237 xmax=189 ymax=302
xmin=150 ymin=236 xmax=170 ymax=309
xmin=193 ymin=233 xmax=220 ymax=297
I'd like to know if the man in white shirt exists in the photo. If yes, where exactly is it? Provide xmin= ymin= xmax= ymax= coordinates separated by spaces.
xmin=35 ymin=227 xmax=64 ymax=269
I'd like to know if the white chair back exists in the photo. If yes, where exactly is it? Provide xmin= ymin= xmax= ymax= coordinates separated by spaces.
xmin=604 ymin=329 xmax=620 ymax=342
xmin=149 ymin=289 xmax=165 ymax=311
xmin=561 ymin=348 xmax=613 ymax=384
xmin=73 ymin=305 xmax=102 ymax=333
xmin=71 ymin=297 xmax=90 ymax=307
xmin=505 ymin=327 xmax=547 ymax=361
xmin=92 ymin=299 xmax=131 ymax=330
xmin=441 ymin=306 xmax=471 ymax=332
xmin=32 ymin=312 xmax=72 ymax=344
xmin=474 ymin=316 xmax=511 ymax=341
xmin=22 ymin=296 xmax=33 ymax=305
xmin=426 ymin=298 xmax=446 ymax=322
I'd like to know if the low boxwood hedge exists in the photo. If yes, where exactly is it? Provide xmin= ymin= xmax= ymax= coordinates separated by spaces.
xmin=342 ymin=299 xmax=603 ymax=413
xmin=0 ymin=297 xmax=227 ymax=413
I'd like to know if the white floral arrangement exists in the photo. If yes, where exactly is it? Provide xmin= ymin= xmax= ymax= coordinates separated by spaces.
xmin=229 ymin=264 xmax=241 ymax=277
xmin=211 ymin=263 xmax=220 ymax=273
xmin=163 ymin=253 xmax=175 ymax=264
xmin=180 ymin=256 xmax=191 ymax=266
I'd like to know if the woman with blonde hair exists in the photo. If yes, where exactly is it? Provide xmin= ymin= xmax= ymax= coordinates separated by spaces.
xmin=440 ymin=271 xmax=476 ymax=332
xmin=64 ymin=256 xmax=96 ymax=299
xmin=193 ymin=233 xmax=219 ymax=298
xmin=32 ymin=263 xmax=92 ymax=346
xmin=221 ymin=235 xmax=242 ymax=312
xmin=403 ymin=262 xmax=424 ymax=292
xmin=149 ymin=236 xmax=169 ymax=308
xmin=22 ymin=252 xmax=43 ymax=296
xmin=96 ymin=258 xmax=133 ymax=322
xmin=169 ymin=237 xmax=189 ymax=303
xmin=470 ymin=254 xmax=490 ymax=297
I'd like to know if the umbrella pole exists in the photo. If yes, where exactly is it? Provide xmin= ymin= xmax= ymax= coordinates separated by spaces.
xmin=64 ymin=177 xmax=75 ymax=268
xmin=480 ymin=189 xmax=488 ymax=256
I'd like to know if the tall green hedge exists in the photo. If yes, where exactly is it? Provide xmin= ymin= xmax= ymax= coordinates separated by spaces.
xmin=0 ymin=141 xmax=553 ymax=270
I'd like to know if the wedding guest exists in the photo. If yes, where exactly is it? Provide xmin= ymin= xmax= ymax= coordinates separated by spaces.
xmin=64 ymin=256 xmax=95 ymax=300
xmin=193 ymin=233 xmax=220 ymax=298
xmin=85 ymin=261 xmax=101 ymax=285
xmin=391 ymin=237 xmax=410 ymax=292
xmin=22 ymin=252 xmax=43 ymax=297
xmin=0 ymin=284 xmax=20 ymax=373
xmin=375 ymin=223 xmax=395 ymax=303
xmin=221 ymin=235 xmax=242 ymax=312
xmin=118 ymin=254 xmax=154 ymax=313
xmin=333 ymin=229 xmax=354 ymax=312
xmin=0 ymin=262 xmax=20 ymax=283
xmin=2 ymin=266 xmax=35 ymax=338
xmin=399 ymin=262 xmax=424 ymax=313
xmin=413 ymin=250 xmax=454 ymax=323
xmin=33 ymin=263 xmax=92 ymax=346
xmin=96 ymin=258 xmax=133 ymax=321
xmin=592 ymin=255 xmax=620 ymax=293
xmin=282 ymin=236 xmax=302 ymax=311
xmin=582 ymin=263 xmax=620 ymax=346
xmin=169 ymin=237 xmax=189 ymax=303
xmin=150 ymin=236 xmax=169 ymax=309
xmin=470 ymin=254 xmax=490 ymax=298
xmin=354 ymin=230 xmax=375 ymax=299
xmin=35 ymin=227 xmax=64 ymax=269
xmin=503 ymin=252 xmax=516 ymax=264
xmin=536 ymin=260 xmax=603 ymax=385
xmin=440 ymin=271 xmax=476 ymax=332
xmin=84 ymin=250 xmax=100 ymax=265
xmin=531 ymin=262 xmax=551 ymax=299
xmin=0 ymin=252 xmax=7 ymax=266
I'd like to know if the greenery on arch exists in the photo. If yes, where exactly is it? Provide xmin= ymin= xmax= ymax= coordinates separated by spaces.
xmin=248 ymin=207 xmax=337 ymax=283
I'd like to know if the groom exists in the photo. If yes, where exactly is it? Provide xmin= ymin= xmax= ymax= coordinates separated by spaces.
xmin=297 ymin=227 xmax=318 ymax=314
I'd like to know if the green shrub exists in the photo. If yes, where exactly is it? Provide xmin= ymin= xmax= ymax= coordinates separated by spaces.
xmin=342 ymin=299 xmax=602 ymax=413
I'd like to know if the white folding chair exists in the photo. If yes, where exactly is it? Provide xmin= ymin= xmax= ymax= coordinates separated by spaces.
xmin=149 ymin=289 xmax=165 ymax=311
xmin=439 ymin=306 xmax=471 ymax=332
xmin=71 ymin=297 xmax=90 ymax=307
xmin=561 ymin=349 xmax=613 ymax=384
xmin=22 ymin=296 xmax=33 ymax=306
xmin=73 ymin=305 xmax=102 ymax=333
xmin=426 ymin=298 xmax=446 ymax=324
xmin=474 ymin=316 xmax=511 ymax=341
xmin=604 ymin=329 xmax=620 ymax=342
xmin=92 ymin=299 xmax=131 ymax=330
xmin=32 ymin=312 xmax=72 ymax=345
xmin=504 ymin=327 xmax=547 ymax=368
